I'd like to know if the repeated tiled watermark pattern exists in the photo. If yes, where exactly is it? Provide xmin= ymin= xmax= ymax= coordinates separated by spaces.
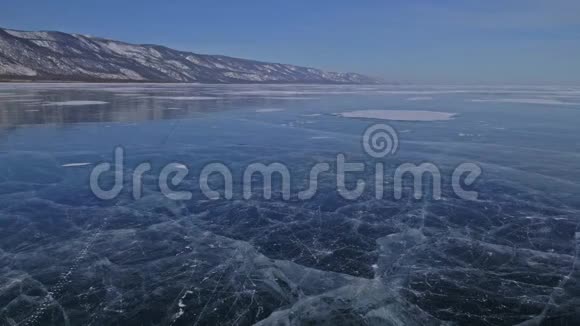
xmin=90 ymin=124 xmax=482 ymax=201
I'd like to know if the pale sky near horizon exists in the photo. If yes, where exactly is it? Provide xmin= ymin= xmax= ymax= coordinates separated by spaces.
xmin=1 ymin=0 xmax=579 ymax=84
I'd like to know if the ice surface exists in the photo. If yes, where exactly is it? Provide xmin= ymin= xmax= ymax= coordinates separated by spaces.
xmin=1 ymin=84 xmax=579 ymax=325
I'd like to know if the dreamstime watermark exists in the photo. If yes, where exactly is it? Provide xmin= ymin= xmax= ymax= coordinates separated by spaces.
xmin=90 ymin=124 xmax=482 ymax=202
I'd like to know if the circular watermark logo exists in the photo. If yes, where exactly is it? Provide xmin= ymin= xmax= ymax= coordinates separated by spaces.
xmin=362 ymin=124 xmax=399 ymax=158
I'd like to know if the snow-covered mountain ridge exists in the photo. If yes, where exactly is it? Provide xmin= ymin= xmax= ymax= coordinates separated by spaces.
xmin=0 ymin=27 xmax=380 ymax=84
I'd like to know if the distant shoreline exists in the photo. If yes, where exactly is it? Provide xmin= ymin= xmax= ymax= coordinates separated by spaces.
xmin=0 ymin=79 xmax=386 ymax=85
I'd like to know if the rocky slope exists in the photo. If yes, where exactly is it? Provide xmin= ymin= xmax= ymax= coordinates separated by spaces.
xmin=0 ymin=27 xmax=379 ymax=84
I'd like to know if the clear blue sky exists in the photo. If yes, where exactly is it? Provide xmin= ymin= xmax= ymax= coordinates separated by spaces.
xmin=1 ymin=0 xmax=579 ymax=84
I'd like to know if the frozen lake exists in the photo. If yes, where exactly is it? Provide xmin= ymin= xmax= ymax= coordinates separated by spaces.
xmin=0 ymin=83 xmax=579 ymax=325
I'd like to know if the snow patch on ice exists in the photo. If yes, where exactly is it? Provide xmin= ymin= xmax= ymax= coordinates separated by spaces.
xmin=469 ymin=98 xmax=580 ymax=106
xmin=153 ymin=96 xmax=219 ymax=100
xmin=172 ymin=290 xmax=194 ymax=322
xmin=255 ymin=108 xmax=284 ymax=113
xmin=42 ymin=101 xmax=109 ymax=106
xmin=338 ymin=110 xmax=456 ymax=121
xmin=407 ymin=96 xmax=433 ymax=101
xmin=2 ymin=99 xmax=41 ymax=103
xmin=61 ymin=162 xmax=92 ymax=167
